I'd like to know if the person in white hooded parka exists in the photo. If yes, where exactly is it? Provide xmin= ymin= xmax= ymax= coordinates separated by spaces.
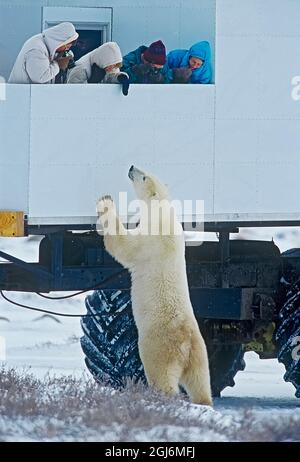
xmin=8 ymin=22 xmax=79 ymax=84
xmin=67 ymin=42 xmax=130 ymax=95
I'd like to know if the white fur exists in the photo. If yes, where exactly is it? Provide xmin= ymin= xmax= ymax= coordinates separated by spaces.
xmin=96 ymin=168 xmax=212 ymax=405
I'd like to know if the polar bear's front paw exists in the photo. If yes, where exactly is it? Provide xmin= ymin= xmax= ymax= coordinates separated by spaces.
xmin=96 ymin=195 xmax=115 ymax=217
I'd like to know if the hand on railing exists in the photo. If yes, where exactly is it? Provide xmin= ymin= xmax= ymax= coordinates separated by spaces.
xmin=117 ymin=73 xmax=130 ymax=96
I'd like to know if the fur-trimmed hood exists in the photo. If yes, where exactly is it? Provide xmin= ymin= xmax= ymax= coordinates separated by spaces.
xmin=67 ymin=42 xmax=124 ymax=84
xmin=8 ymin=22 xmax=78 ymax=84
xmin=90 ymin=42 xmax=122 ymax=68
xmin=43 ymin=22 xmax=78 ymax=59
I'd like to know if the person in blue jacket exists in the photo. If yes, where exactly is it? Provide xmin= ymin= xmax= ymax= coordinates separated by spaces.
xmin=167 ymin=41 xmax=212 ymax=84
xmin=121 ymin=40 xmax=169 ymax=84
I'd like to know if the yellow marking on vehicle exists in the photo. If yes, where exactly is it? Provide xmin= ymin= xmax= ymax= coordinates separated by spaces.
xmin=0 ymin=211 xmax=24 ymax=237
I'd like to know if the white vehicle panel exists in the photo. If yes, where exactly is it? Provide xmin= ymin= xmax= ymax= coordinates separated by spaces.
xmin=0 ymin=0 xmax=299 ymax=227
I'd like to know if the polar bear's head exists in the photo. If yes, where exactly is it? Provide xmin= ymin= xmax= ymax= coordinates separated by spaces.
xmin=128 ymin=166 xmax=169 ymax=202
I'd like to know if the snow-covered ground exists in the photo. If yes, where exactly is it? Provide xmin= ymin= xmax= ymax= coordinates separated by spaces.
xmin=0 ymin=229 xmax=300 ymax=441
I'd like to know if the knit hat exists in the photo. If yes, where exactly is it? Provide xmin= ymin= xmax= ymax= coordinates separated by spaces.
xmin=143 ymin=40 xmax=166 ymax=65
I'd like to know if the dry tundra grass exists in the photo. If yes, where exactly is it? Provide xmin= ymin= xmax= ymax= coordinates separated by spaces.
xmin=0 ymin=366 xmax=299 ymax=442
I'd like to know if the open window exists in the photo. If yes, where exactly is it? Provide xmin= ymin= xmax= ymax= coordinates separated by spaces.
xmin=42 ymin=7 xmax=112 ymax=61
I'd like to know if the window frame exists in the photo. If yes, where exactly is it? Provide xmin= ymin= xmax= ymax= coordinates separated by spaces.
xmin=42 ymin=6 xmax=112 ymax=43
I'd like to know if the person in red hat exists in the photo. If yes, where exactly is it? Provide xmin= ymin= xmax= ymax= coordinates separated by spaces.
xmin=121 ymin=40 xmax=169 ymax=84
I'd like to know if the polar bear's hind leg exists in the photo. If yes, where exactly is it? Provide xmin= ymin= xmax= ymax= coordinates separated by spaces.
xmin=142 ymin=359 xmax=183 ymax=397
xmin=180 ymin=344 xmax=212 ymax=405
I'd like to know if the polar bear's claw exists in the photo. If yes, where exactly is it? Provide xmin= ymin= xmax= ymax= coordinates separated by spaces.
xmin=96 ymin=195 xmax=115 ymax=216
xmin=101 ymin=194 xmax=114 ymax=202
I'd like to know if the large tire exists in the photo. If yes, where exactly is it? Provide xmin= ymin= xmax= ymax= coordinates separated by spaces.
xmin=80 ymin=290 xmax=145 ymax=387
xmin=81 ymin=289 xmax=245 ymax=396
xmin=274 ymin=272 xmax=300 ymax=398
xmin=207 ymin=344 xmax=246 ymax=397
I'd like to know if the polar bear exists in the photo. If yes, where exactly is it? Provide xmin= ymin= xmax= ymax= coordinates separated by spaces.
xmin=96 ymin=166 xmax=212 ymax=405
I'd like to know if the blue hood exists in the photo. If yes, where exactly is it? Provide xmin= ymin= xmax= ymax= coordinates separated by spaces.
xmin=188 ymin=41 xmax=211 ymax=62
xmin=166 ymin=41 xmax=212 ymax=84
xmin=179 ymin=41 xmax=211 ymax=67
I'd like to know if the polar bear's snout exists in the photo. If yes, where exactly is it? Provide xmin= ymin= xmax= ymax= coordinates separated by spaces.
xmin=128 ymin=165 xmax=145 ymax=182
xmin=128 ymin=165 xmax=134 ymax=181
xmin=128 ymin=165 xmax=135 ymax=181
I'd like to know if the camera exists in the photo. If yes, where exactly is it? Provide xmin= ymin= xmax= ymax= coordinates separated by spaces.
xmin=61 ymin=49 xmax=74 ymax=59
xmin=60 ymin=49 xmax=75 ymax=69
xmin=55 ymin=49 xmax=75 ymax=83
xmin=151 ymin=67 xmax=160 ymax=75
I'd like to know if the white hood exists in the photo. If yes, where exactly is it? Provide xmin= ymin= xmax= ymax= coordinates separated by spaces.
xmin=90 ymin=42 xmax=122 ymax=69
xmin=43 ymin=22 xmax=78 ymax=59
